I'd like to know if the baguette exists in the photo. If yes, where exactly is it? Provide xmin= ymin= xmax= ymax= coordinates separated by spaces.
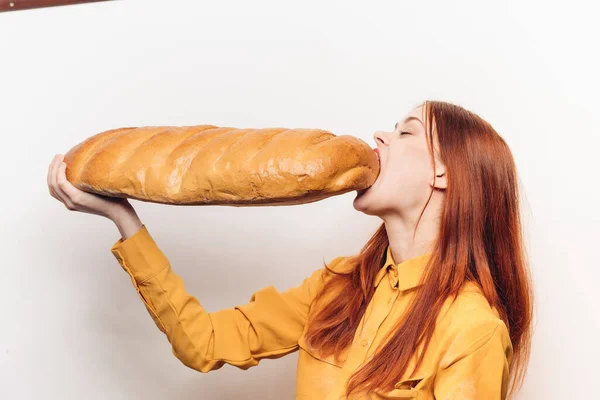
xmin=63 ymin=125 xmax=380 ymax=206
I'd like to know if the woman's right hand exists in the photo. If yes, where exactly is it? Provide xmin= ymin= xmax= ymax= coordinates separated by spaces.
xmin=47 ymin=154 xmax=132 ymax=220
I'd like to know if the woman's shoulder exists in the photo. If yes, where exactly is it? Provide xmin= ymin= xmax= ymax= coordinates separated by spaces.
xmin=436 ymin=281 xmax=509 ymax=338
xmin=432 ymin=287 xmax=512 ymax=363
xmin=433 ymin=285 xmax=513 ymax=367
xmin=309 ymin=255 xmax=356 ymax=283
xmin=326 ymin=255 xmax=355 ymax=273
xmin=300 ymin=255 xmax=353 ymax=296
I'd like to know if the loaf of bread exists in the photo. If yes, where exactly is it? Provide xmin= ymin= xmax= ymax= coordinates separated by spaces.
xmin=63 ymin=124 xmax=380 ymax=206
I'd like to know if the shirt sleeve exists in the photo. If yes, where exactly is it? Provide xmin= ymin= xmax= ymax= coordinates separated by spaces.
xmin=110 ymin=224 xmax=340 ymax=373
xmin=433 ymin=318 xmax=513 ymax=400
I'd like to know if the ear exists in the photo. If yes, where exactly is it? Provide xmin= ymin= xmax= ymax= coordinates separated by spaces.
xmin=429 ymin=166 xmax=447 ymax=190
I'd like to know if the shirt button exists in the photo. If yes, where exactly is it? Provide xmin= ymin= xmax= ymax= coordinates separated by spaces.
xmin=361 ymin=339 xmax=369 ymax=347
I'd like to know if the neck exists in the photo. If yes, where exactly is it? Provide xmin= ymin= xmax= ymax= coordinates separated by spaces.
xmin=382 ymin=195 xmax=442 ymax=264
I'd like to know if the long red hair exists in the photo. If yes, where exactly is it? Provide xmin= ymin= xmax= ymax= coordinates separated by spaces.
xmin=304 ymin=100 xmax=534 ymax=399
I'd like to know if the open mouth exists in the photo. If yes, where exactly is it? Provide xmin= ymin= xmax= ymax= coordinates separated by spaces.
xmin=357 ymin=149 xmax=381 ymax=196
xmin=373 ymin=147 xmax=380 ymax=160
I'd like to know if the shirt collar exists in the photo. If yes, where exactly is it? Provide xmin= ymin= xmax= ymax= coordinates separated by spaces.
xmin=374 ymin=245 xmax=432 ymax=291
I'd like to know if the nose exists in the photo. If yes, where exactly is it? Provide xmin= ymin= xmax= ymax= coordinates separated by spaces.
xmin=373 ymin=130 xmax=388 ymax=146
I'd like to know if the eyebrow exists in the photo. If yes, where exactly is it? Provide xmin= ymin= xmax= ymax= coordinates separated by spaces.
xmin=395 ymin=116 xmax=424 ymax=130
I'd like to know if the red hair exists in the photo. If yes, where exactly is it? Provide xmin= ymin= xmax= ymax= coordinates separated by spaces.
xmin=304 ymin=100 xmax=534 ymax=399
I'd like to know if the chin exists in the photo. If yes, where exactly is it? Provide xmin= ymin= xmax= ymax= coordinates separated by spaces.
xmin=353 ymin=186 xmax=375 ymax=214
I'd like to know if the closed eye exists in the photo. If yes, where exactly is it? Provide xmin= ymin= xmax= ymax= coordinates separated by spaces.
xmin=399 ymin=131 xmax=411 ymax=136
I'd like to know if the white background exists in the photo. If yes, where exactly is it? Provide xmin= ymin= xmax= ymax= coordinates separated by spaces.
xmin=1 ymin=0 xmax=598 ymax=399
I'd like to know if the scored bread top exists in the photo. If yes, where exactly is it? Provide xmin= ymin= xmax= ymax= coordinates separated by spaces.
xmin=64 ymin=125 xmax=380 ymax=206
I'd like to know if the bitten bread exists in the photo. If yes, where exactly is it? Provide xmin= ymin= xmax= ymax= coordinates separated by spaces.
xmin=63 ymin=125 xmax=380 ymax=206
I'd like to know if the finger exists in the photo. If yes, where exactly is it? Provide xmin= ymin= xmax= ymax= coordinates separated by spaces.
xmin=51 ymin=157 xmax=69 ymax=205
xmin=48 ymin=155 xmax=60 ymax=199
xmin=56 ymin=162 xmax=80 ymax=204
xmin=47 ymin=154 xmax=57 ymax=186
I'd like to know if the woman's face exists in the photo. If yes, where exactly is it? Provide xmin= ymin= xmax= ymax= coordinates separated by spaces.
xmin=353 ymin=105 xmax=446 ymax=217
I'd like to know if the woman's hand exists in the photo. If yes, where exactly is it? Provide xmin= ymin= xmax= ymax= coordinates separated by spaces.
xmin=47 ymin=154 xmax=132 ymax=220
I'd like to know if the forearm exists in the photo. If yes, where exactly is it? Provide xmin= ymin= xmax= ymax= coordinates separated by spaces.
xmin=109 ymin=204 xmax=143 ymax=240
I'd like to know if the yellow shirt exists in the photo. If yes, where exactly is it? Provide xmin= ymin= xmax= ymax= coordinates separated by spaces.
xmin=111 ymin=224 xmax=513 ymax=400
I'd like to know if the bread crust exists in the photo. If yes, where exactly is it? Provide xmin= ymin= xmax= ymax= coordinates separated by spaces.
xmin=64 ymin=125 xmax=380 ymax=206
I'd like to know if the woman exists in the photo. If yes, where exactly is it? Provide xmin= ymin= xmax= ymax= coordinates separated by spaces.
xmin=47 ymin=100 xmax=534 ymax=399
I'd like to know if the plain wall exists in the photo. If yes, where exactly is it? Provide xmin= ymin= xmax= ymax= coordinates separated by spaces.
xmin=1 ymin=0 xmax=598 ymax=399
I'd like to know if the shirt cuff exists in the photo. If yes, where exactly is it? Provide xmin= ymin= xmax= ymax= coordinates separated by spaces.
xmin=110 ymin=224 xmax=170 ymax=284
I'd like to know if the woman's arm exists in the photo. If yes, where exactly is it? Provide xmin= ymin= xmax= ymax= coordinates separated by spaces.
xmin=109 ymin=203 xmax=143 ymax=240
xmin=48 ymin=153 xmax=334 ymax=372
xmin=110 ymin=208 xmax=337 ymax=373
